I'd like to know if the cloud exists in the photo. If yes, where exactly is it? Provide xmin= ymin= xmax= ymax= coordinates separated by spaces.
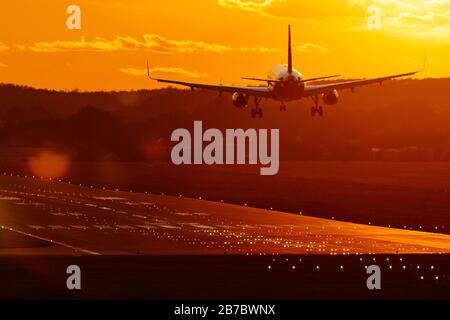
xmin=351 ymin=0 xmax=450 ymax=11
xmin=0 ymin=62 xmax=6 ymax=67
xmin=28 ymin=35 xmax=233 ymax=53
xmin=0 ymin=42 xmax=9 ymax=51
xmin=120 ymin=67 xmax=209 ymax=78
xmin=25 ymin=35 xmax=279 ymax=54
xmin=217 ymin=0 xmax=292 ymax=19
xmin=349 ymin=0 xmax=450 ymax=29
xmin=217 ymin=0 xmax=374 ymax=22
xmin=296 ymin=43 xmax=329 ymax=53
xmin=348 ymin=0 xmax=450 ymax=42
xmin=238 ymin=46 xmax=281 ymax=52
xmin=218 ymin=0 xmax=281 ymax=13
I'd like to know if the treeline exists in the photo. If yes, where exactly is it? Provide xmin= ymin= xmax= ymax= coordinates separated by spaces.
xmin=1 ymin=79 xmax=450 ymax=162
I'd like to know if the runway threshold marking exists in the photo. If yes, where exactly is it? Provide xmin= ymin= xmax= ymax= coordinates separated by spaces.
xmin=0 ymin=225 xmax=101 ymax=255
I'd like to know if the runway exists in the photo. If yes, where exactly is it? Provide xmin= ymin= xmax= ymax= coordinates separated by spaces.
xmin=1 ymin=173 xmax=450 ymax=255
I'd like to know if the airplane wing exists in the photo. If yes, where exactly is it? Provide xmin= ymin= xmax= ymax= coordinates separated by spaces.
xmin=149 ymin=77 xmax=273 ymax=98
xmin=147 ymin=61 xmax=272 ymax=98
xmin=303 ymin=70 xmax=421 ymax=97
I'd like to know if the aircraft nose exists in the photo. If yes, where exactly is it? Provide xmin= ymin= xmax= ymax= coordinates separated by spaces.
xmin=284 ymin=75 xmax=296 ymax=82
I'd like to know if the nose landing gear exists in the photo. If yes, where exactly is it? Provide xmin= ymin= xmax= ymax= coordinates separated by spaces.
xmin=280 ymin=102 xmax=287 ymax=112
xmin=311 ymin=96 xmax=324 ymax=117
xmin=311 ymin=106 xmax=323 ymax=117
xmin=251 ymin=97 xmax=263 ymax=119
xmin=251 ymin=108 xmax=263 ymax=119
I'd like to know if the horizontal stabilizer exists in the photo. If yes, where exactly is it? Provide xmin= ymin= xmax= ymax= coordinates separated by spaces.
xmin=241 ymin=77 xmax=282 ymax=83
xmin=298 ymin=74 xmax=341 ymax=83
xmin=241 ymin=74 xmax=340 ymax=83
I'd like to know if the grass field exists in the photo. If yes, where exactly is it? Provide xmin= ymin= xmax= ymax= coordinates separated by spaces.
xmin=1 ymin=255 xmax=449 ymax=299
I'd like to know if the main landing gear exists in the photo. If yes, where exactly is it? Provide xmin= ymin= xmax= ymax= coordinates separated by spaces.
xmin=251 ymin=97 xmax=263 ymax=119
xmin=311 ymin=96 xmax=324 ymax=117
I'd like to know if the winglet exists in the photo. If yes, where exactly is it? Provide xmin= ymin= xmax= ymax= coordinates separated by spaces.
xmin=421 ymin=54 xmax=427 ymax=72
xmin=287 ymin=25 xmax=293 ymax=75
xmin=146 ymin=60 xmax=159 ymax=81
xmin=411 ymin=54 xmax=427 ymax=76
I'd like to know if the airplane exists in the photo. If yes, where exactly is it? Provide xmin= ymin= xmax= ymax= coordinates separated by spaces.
xmin=147 ymin=25 xmax=424 ymax=119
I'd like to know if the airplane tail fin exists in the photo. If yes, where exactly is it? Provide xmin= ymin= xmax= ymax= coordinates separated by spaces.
xmin=287 ymin=24 xmax=293 ymax=74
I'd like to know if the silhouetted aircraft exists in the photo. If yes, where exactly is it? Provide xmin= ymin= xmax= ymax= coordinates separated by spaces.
xmin=148 ymin=25 xmax=424 ymax=118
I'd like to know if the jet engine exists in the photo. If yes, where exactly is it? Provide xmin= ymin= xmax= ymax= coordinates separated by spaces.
xmin=322 ymin=89 xmax=339 ymax=105
xmin=232 ymin=92 xmax=248 ymax=108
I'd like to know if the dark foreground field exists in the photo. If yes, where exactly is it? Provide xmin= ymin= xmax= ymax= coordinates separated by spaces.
xmin=4 ymin=161 xmax=449 ymax=234
xmin=1 ymin=255 xmax=449 ymax=300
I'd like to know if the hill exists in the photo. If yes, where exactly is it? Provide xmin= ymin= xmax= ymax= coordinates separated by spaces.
xmin=1 ymin=79 xmax=450 ymax=161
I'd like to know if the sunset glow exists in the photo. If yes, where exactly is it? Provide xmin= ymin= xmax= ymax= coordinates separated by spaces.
xmin=0 ymin=0 xmax=449 ymax=91
xmin=28 ymin=151 xmax=70 ymax=179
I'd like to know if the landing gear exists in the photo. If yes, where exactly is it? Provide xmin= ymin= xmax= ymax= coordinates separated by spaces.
xmin=310 ymin=96 xmax=324 ymax=117
xmin=311 ymin=106 xmax=323 ymax=117
xmin=251 ymin=97 xmax=263 ymax=119
xmin=280 ymin=102 xmax=287 ymax=112
xmin=251 ymin=108 xmax=263 ymax=118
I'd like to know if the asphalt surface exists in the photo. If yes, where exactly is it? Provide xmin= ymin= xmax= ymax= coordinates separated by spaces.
xmin=1 ymin=173 xmax=450 ymax=256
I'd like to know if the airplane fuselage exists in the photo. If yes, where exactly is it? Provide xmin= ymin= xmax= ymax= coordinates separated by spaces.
xmin=268 ymin=64 xmax=305 ymax=101
xmin=150 ymin=24 xmax=420 ymax=119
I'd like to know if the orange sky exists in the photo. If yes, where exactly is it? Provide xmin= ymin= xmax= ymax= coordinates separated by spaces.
xmin=0 ymin=0 xmax=449 ymax=91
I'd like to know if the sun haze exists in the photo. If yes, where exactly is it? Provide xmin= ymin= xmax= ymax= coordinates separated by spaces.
xmin=0 ymin=0 xmax=448 ymax=91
